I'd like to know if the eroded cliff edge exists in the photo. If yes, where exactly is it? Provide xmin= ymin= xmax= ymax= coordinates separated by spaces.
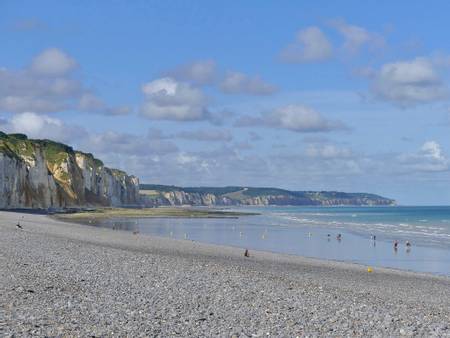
xmin=0 ymin=132 xmax=139 ymax=209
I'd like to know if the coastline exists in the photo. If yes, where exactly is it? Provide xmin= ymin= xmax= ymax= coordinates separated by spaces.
xmin=54 ymin=207 xmax=258 ymax=220
xmin=2 ymin=211 xmax=450 ymax=336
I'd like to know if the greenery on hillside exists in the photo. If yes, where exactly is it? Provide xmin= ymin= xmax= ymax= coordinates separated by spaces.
xmin=140 ymin=184 xmax=396 ymax=206
xmin=0 ymin=132 xmax=106 ymax=169
xmin=0 ymin=132 xmax=36 ymax=160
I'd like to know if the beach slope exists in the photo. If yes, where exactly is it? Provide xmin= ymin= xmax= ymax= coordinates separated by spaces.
xmin=1 ymin=211 xmax=450 ymax=336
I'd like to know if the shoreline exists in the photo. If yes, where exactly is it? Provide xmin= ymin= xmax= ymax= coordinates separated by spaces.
xmin=2 ymin=211 xmax=450 ymax=336
xmin=85 ymin=212 xmax=450 ymax=277
xmin=53 ymin=206 xmax=259 ymax=220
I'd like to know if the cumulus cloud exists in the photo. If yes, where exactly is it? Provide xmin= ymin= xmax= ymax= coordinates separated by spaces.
xmin=268 ymin=105 xmax=347 ymax=132
xmin=235 ymin=105 xmax=347 ymax=133
xmin=78 ymin=93 xmax=131 ymax=116
xmin=371 ymin=57 xmax=448 ymax=106
xmin=330 ymin=19 xmax=385 ymax=54
xmin=165 ymin=60 xmax=217 ymax=85
xmin=0 ymin=65 xmax=80 ymax=113
xmin=219 ymin=71 xmax=277 ymax=95
xmin=0 ymin=48 xmax=129 ymax=115
xmin=30 ymin=48 xmax=77 ymax=76
xmin=140 ymin=77 xmax=211 ymax=121
xmin=0 ymin=112 xmax=86 ymax=143
xmin=84 ymin=130 xmax=178 ymax=156
xmin=398 ymin=141 xmax=449 ymax=172
xmin=272 ymin=149 xmax=363 ymax=178
xmin=280 ymin=26 xmax=333 ymax=63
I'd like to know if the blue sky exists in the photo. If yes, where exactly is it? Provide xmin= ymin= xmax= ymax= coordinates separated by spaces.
xmin=1 ymin=0 xmax=450 ymax=205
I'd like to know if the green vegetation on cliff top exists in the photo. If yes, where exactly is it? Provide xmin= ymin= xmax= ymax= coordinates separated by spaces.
xmin=140 ymin=184 xmax=396 ymax=205
xmin=0 ymin=132 xmax=35 ymax=159
xmin=0 ymin=132 xmax=129 ymax=178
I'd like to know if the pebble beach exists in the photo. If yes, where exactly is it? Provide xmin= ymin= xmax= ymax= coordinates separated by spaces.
xmin=1 ymin=211 xmax=450 ymax=337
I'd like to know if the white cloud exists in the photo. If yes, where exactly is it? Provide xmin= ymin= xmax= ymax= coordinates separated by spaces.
xmin=330 ymin=19 xmax=385 ymax=54
xmin=30 ymin=48 xmax=77 ymax=76
xmin=398 ymin=141 xmax=449 ymax=172
xmin=78 ymin=92 xmax=131 ymax=116
xmin=0 ymin=65 xmax=81 ymax=113
xmin=219 ymin=71 xmax=277 ymax=95
xmin=140 ymin=77 xmax=210 ymax=121
xmin=176 ymin=152 xmax=199 ymax=165
xmin=280 ymin=26 xmax=333 ymax=63
xmin=0 ymin=112 xmax=86 ymax=143
xmin=0 ymin=48 xmax=129 ymax=115
xmin=84 ymin=130 xmax=178 ymax=156
xmin=165 ymin=60 xmax=276 ymax=96
xmin=165 ymin=60 xmax=216 ymax=85
xmin=371 ymin=57 xmax=448 ymax=106
xmin=235 ymin=105 xmax=348 ymax=133
xmin=267 ymin=105 xmax=347 ymax=132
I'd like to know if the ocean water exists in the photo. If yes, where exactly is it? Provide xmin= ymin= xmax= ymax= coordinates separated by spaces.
xmin=93 ymin=206 xmax=450 ymax=276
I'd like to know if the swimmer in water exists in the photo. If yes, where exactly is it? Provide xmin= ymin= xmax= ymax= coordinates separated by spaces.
xmin=336 ymin=233 xmax=342 ymax=241
xmin=394 ymin=240 xmax=399 ymax=251
xmin=406 ymin=241 xmax=412 ymax=253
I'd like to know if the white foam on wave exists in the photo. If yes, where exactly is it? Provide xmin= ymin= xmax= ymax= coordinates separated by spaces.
xmin=270 ymin=209 xmax=450 ymax=247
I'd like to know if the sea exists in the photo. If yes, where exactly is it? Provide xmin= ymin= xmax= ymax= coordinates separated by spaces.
xmin=93 ymin=206 xmax=450 ymax=276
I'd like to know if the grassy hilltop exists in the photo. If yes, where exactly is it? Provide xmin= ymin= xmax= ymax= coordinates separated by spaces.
xmin=140 ymin=184 xmax=396 ymax=206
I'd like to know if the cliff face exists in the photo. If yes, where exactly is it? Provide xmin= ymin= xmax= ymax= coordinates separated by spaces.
xmin=140 ymin=185 xmax=396 ymax=207
xmin=0 ymin=132 xmax=139 ymax=209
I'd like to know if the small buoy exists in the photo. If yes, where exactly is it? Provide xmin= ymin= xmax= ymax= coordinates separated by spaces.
xmin=367 ymin=267 xmax=373 ymax=273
